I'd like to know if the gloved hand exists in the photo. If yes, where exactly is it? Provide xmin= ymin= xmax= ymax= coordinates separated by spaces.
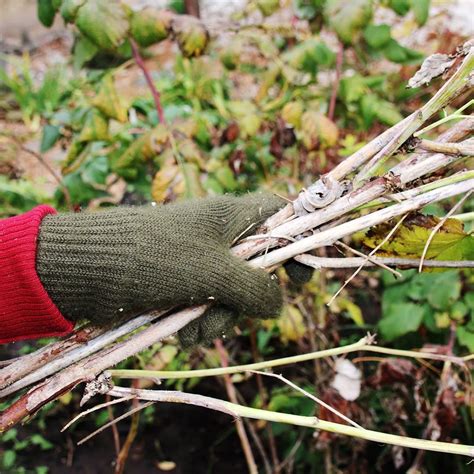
xmin=36 ymin=193 xmax=293 ymax=347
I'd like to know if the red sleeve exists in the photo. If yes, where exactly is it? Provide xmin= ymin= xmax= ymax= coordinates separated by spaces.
xmin=0 ymin=206 xmax=74 ymax=344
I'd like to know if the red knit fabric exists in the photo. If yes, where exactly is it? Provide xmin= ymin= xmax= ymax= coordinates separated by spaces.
xmin=0 ymin=206 xmax=74 ymax=343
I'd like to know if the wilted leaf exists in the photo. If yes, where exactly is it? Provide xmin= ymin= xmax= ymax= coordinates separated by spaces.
xmin=282 ymin=101 xmax=303 ymax=128
xmin=301 ymin=111 xmax=338 ymax=149
xmin=151 ymin=161 xmax=179 ymax=202
xmin=324 ymin=0 xmax=373 ymax=45
xmin=78 ymin=109 xmax=109 ymax=142
xmin=172 ymin=16 xmax=208 ymax=57
xmin=277 ymin=305 xmax=306 ymax=343
xmin=338 ymin=299 xmax=364 ymax=326
xmin=75 ymin=0 xmax=130 ymax=50
xmin=379 ymin=302 xmax=424 ymax=341
xmin=256 ymin=0 xmax=280 ymax=16
xmin=364 ymin=214 xmax=474 ymax=264
xmin=91 ymin=74 xmax=128 ymax=123
xmin=114 ymin=125 xmax=169 ymax=171
xmin=370 ymin=358 xmax=415 ymax=386
xmin=408 ymin=53 xmax=454 ymax=88
xmin=130 ymin=7 xmax=172 ymax=47
xmin=331 ymin=358 xmax=361 ymax=401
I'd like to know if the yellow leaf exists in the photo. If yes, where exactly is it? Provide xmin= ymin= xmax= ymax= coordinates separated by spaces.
xmin=151 ymin=162 xmax=179 ymax=203
xmin=363 ymin=214 xmax=474 ymax=266
xmin=301 ymin=111 xmax=339 ymax=149
xmin=277 ymin=305 xmax=306 ymax=343
xmin=91 ymin=74 xmax=128 ymax=123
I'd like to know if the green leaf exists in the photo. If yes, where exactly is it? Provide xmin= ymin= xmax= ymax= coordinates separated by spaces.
xmin=293 ymin=0 xmax=325 ymax=20
xmin=388 ymin=0 xmax=410 ymax=15
xmin=214 ymin=166 xmax=238 ymax=192
xmin=382 ymin=39 xmax=424 ymax=64
xmin=374 ymin=99 xmax=403 ymax=126
xmin=2 ymin=450 xmax=16 ymax=469
xmin=379 ymin=303 xmax=425 ymax=341
xmin=40 ymin=124 xmax=61 ymax=152
xmin=75 ymin=0 xmax=130 ymax=50
xmin=38 ymin=0 xmax=57 ymax=27
xmin=324 ymin=0 xmax=373 ymax=45
xmin=457 ymin=325 xmax=474 ymax=352
xmin=60 ymin=0 xmax=85 ymax=23
xmin=363 ymin=24 xmax=391 ymax=49
xmin=31 ymin=434 xmax=53 ymax=450
xmin=425 ymin=272 xmax=461 ymax=311
xmin=73 ymin=35 xmax=99 ymax=70
xmin=339 ymin=75 xmax=367 ymax=103
xmin=130 ymin=7 xmax=171 ymax=47
xmin=410 ymin=0 xmax=430 ymax=25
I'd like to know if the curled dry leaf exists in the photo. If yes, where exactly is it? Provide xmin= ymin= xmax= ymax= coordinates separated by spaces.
xmin=369 ymin=358 xmax=415 ymax=387
xmin=408 ymin=53 xmax=455 ymax=89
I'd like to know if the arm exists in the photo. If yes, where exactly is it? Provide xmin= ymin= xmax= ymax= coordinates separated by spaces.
xmin=0 ymin=206 xmax=74 ymax=343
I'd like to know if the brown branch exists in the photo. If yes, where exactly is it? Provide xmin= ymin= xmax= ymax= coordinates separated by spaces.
xmin=328 ymin=41 xmax=344 ymax=121
xmin=130 ymin=38 xmax=166 ymax=125
xmin=215 ymin=339 xmax=258 ymax=474
xmin=14 ymin=141 xmax=73 ymax=209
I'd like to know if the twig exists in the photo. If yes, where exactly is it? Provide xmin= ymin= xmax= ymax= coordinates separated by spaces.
xmin=335 ymin=241 xmax=401 ymax=276
xmin=249 ymin=370 xmax=363 ymax=429
xmin=251 ymin=179 xmax=474 ymax=269
xmin=105 ymin=386 xmax=474 ymax=457
xmin=14 ymin=141 xmax=73 ymax=209
xmin=130 ymin=38 xmax=166 ymax=125
xmin=62 ymin=395 xmax=135 ymax=432
xmin=115 ymin=391 xmax=141 ymax=474
xmin=354 ymin=48 xmax=474 ymax=184
xmin=234 ymin=137 xmax=474 ymax=260
xmin=327 ymin=214 xmax=408 ymax=305
xmin=328 ymin=41 xmax=344 ymax=121
xmin=77 ymin=402 xmax=153 ymax=446
xmin=419 ymin=190 xmax=473 ymax=271
xmin=415 ymin=139 xmax=474 ymax=156
xmin=215 ymin=339 xmax=258 ymax=474
xmin=294 ymin=254 xmax=474 ymax=269
xmin=106 ymin=394 xmax=122 ymax=458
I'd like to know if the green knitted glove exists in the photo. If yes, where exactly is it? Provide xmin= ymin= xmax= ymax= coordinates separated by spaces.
xmin=36 ymin=193 xmax=286 ymax=347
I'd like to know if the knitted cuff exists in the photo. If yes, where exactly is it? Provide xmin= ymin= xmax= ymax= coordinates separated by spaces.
xmin=0 ymin=206 xmax=74 ymax=343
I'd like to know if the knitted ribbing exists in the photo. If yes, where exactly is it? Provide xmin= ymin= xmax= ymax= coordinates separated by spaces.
xmin=36 ymin=194 xmax=285 ymax=345
xmin=0 ymin=206 xmax=74 ymax=343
